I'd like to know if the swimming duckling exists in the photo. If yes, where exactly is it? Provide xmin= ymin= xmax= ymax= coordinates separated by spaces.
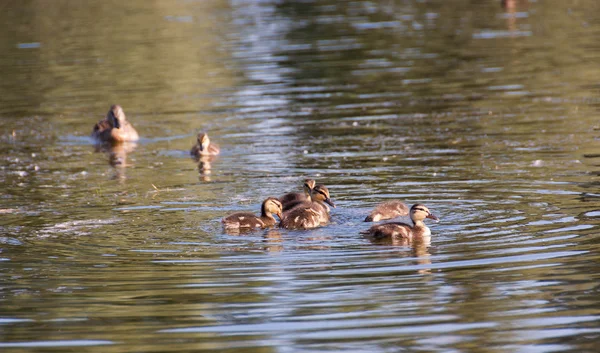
xmin=222 ymin=197 xmax=283 ymax=230
xmin=279 ymin=184 xmax=336 ymax=229
xmin=361 ymin=204 xmax=438 ymax=240
xmin=364 ymin=200 xmax=409 ymax=222
xmin=279 ymin=179 xmax=316 ymax=211
xmin=190 ymin=132 xmax=220 ymax=157
xmin=92 ymin=105 xmax=139 ymax=143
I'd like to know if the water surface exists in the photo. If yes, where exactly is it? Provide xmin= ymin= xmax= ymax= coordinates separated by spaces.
xmin=1 ymin=0 xmax=600 ymax=352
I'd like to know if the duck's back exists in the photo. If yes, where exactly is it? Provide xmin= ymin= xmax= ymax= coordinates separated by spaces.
xmin=222 ymin=212 xmax=270 ymax=229
xmin=279 ymin=193 xmax=309 ymax=211
xmin=207 ymin=143 xmax=220 ymax=155
xmin=118 ymin=121 xmax=139 ymax=142
xmin=362 ymin=221 xmax=414 ymax=239
xmin=279 ymin=204 xmax=319 ymax=229
xmin=365 ymin=201 xmax=409 ymax=222
xmin=190 ymin=144 xmax=201 ymax=157
xmin=280 ymin=201 xmax=330 ymax=229
xmin=92 ymin=119 xmax=138 ymax=143
xmin=191 ymin=143 xmax=219 ymax=157
xmin=91 ymin=118 xmax=113 ymax=141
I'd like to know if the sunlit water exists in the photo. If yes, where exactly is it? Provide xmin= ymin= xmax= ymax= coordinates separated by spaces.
xmin=1 ymin=0 xmax=600 ymax=352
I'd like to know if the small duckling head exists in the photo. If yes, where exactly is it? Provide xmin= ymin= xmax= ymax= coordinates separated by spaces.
xmin=196 ymin=132 xmax=210 ymax=152
xmin=410 ymin=204 xmax=439 ymax=223
xmin=262 ymin=197 xmax=283 ymax=220
xmin=311 ymin=184 xmax=336 ymax=208
xmin=303 ymin=179 xmax=316 ymax=196
xmin=107 ymin=105 xmax=126 ymax=129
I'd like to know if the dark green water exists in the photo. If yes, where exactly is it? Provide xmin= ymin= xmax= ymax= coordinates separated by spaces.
xmin=1 ymin=0 xmax=600 ymax=352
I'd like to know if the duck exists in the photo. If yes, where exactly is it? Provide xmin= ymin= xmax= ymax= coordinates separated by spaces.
xmin=361 ymin=204 xmax=438 ymax=240
xmin=222 ymin=197 xmax=283 ymax=230
xmin=364 ymin=200 xmax=409 ymax=222
xmin=190 ymin=132 xmax=220 ymax=157
xmin=279 ymin=184 xmax=336 ymax=229
xmin=91 ymin=105 xmax=139 ymax=143
xmin=279 ymin=179 xmax=316 ymax=211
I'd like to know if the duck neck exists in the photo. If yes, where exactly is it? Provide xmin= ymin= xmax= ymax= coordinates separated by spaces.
xmin=260 ymin=212 xmax=276 ymax=225
xmin=412 ymin=219 xmax=425 ymax=229
xmin=260 ymin=203 xmax=275 ymax=221
xmin=315 ymin=199 xmax=330 ymax=212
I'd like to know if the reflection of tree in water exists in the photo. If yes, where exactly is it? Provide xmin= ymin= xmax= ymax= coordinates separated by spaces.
xmin=0 ymin=1 xmax=232 ymax=119
xmin=230 ymin=0 xmax=497 ymax=176
xmin=232 ymin=0 xmax=558 ymax=184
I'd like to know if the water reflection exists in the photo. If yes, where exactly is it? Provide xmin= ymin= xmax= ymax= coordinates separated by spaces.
xmin=196 ymin=155 xmax=214 ymax=182
xmin=94 ymin=141 xmax=137 ymax=182
xmin=263 ymin=229 xmax=284 ymax=253
xmin=366 ymin=230 xmax=433 ymax=274
xmin=501 ymin=0 xmax=529 ymax=32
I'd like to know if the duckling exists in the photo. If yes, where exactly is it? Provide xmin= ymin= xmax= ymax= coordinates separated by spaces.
xmin=361 ymin=204 xmax=438 ymax=240
xmin=222 ymin=197 xmax=283 ymax=230
xmin=279 ymin=184 xmax=336 ymax=229
xmin=91 ymin=105 xmax=139 ymax=143
xmin=190 ymin=132 xmax=220 ymax=157
xmin=364 ymin=200 xmax=409 ymax=222
xmin=279 ymin=179 xmax=316 ymax=211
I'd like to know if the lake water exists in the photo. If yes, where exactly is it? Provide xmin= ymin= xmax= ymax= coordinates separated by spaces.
xmin=1 ymin=0 xmax=600 ymax=352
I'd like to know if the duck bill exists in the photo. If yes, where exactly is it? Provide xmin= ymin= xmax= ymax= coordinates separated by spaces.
xmin=427 ymin=213 xmax=439 ymax=222
xmin=324 ymin=198 xmax=336 ymax=208
xmin=276 ymin=212 xmax=283 ymax=220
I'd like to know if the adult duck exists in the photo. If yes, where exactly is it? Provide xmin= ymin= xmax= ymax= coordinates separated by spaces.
xmin=91 ymin=105 xmax=139 ymax=143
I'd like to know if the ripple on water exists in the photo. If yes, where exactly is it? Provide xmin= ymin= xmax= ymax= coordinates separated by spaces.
xmin=1 ymin=1 xmax=600 ymax=352
xmin=0 ymin=340 xmax=115 ymax=348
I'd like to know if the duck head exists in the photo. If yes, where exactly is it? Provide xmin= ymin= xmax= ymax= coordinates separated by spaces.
xmin=196 ymin=132 xmax=210 ymax=152
xmin=303 ymin=178 xmax=316 ymax=196
xmin=107 ymin=104 xmax=126 ymax=129
xmin=311 ymin=184 xmax=336 ymax=208
xmin=262 ymin=197 xmax=283 ymax=220
xmin=410 ymin=204 xmax=439 ymax=223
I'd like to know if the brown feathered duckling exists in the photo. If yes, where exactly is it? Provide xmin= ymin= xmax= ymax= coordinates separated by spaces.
xmin=191 ymin=132 xmax=220 ymax=157
xmin=91 ymin=105 xmax=139 ymax=143
xmin=364 ymin=200 xmax=409 ymax=222
xmin=279 ymin=179 xmax=316 ymax=212
xmin=361 ymin=204 xmax=438 ymax=240
xmin=279 ymin=184 xmax=336 ymax=229
xmin=222 ymin=197 xmax=283 ymax=230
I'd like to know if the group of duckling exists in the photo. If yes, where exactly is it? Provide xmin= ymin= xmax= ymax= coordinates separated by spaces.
xmin=220 ymin=178 xmax=438 ymax=239
xmin=223 ymin=180 xmax=336 ymax=230
xmin=91 ymin=105 xmax=439 ymax=241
